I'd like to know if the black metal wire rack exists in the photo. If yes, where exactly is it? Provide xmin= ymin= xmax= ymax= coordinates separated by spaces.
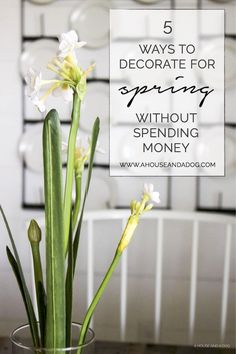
xmin=20 ymin=0 xmax=236 ymax=214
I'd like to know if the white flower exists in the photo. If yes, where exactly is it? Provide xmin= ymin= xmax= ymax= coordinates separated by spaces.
xmin=25 ymin=68 xmax=42 ymax=98
xmin=58 ymin=30 xmax=86 ymax=60
xmin=143 ymin=183 xmax=160 ymax=204
xmin=53 ymin=86 xmax=73 ymax=102
xmin=32 ymin=95 xmax=46 ymax=113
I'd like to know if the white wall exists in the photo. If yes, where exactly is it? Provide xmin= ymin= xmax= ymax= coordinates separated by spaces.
xmin=0 ymin=0 xmax=26 ymax=336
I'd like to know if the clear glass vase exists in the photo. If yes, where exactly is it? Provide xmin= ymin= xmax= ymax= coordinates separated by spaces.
xmin=10 ymin=323 xmax=95 ymax=354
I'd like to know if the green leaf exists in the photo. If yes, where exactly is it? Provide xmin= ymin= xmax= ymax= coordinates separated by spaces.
xmin=0 ymin=206 xmax=40 ymax=347
xmin=43 ymin=109 xmax=66 ymax=349
xmin=73 ymin=117 xmax=100 ymax=274
xmin=6 ymin=246 xmax=40 ymax=347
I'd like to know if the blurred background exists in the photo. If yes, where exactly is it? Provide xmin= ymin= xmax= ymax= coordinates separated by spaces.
xmin=0 ymin=0 xmax=235 ymax=348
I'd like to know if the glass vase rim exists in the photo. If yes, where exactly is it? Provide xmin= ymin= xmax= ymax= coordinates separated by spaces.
xmin=10 ymin=322 xmax=95 ymax=351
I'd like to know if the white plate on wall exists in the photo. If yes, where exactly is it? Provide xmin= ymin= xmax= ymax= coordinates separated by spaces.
xmin=70 ymin=0 xmax=110 ymax=48
xmin=82 ymin=169 xmax=117 ymax=210
xmin=135 ymin=0 xmax=160 ymax=3
xmin=20 ymin=39 xmax=58 ymax=79
xmin=74 ymin=46 xmax=109 ymax=79
xmin=19 ymin=124 xmax=68 ymax=173
xmin=24 ymin=169 xmax=44 ymax=205
xmin=93 ymin=128 xmax=109 ymax=165
xmin=19 ymin=124 xmax=44 ymax=173
xmin=196 ymin=127 xmax=236 ymax=175
xmin=198 ymin=38 xmax=236 ymax=89
xmin=80 ymin=81 xmax=109 ymax=133
xmin=208 ymin=0 xmax=233 ymax=2
xmin=27 ymin=0 xmax=55 ymax=4
xmin=65 ymin=167 xmax=116 ymax=210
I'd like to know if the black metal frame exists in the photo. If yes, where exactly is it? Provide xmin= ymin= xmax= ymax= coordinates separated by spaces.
xmin=20 ymin=0 xmax=235 ymax=214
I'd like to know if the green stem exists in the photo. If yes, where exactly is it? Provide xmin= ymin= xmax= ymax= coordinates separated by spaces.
xmin=64 ymin=92 xmax=81 ymax=254
xmin=77 ymin=251 xmax=122 ymax=354
xmin=72 ymin=171 xmax=82 ymax=232
xmin=65 ymin=216 xmax=73 ymax=347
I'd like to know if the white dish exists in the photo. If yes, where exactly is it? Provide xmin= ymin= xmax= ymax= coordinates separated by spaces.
xmin=24 ymin=169 xmax=44 ymax=205
xmin=135 ymin=0 xmax=160 ymax=3
xmin=19 ymin=125 xmax=68 ymax=173
xmin=225 ymin=38 xmax=236 ymax=88
xmin=209 ymin=0 xmax=233 ymax=2
xmin=80 ymin=82 xmax=109 ymax=132
xmin=82 ymin=169 xmax=116 ymax=210
xmin=70 ymin=0 xmax=110 ymax=48
xmin=27 ymin=0 xmax=55 ymax=4
xmin=199 ymin=38 xmax=236 ymax=89
xmin=20 ymin=39 xmax=58 ymax=79
xmin=225 ymin=127 xmax=236 ymax=175
xmin=19 ymin=125 xmax=44 ymax=173
xmin=196 ymin=127 xmax=236 ymax=175
xmin=94 ymin=129 xmax=109 ymax=165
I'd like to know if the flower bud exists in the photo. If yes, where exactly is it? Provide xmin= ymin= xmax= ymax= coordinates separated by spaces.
xmin=145 ymin=203 xmax=153 ymax=212
xmin=117 ymin=216 xmax=138 ymax=253
xmin=28 ymin=220 xmax=41 ymax=243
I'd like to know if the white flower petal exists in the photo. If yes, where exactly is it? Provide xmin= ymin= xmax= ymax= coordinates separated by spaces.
xmin=32 ymin=96 xmax=46 ymax=113
xmin=144 ymin=183 xmax=149 ymax=194
xmin=75 ymin=41 xmax=87 ymax=49
xmin=59 ymin=30 xmax=78 ymax=49
xmin=25 ymin=68 xmax=42 ymax=98
xmin=53 ymin=86 xmax=73 ymax=102
xmin=52 ymin=87 xmax=62 ymax=97
xmin=58 ymin=30 xmax=87 ymax=59
xmin=143 ymin=183 xmax=160 ymax=204
xmin=62 ymin=87 xmax=73 ymax=102
xmin=144 ymin=183 xmax=154 ymax=195
xmin=150 ymin=191 xmax=160 ymax=204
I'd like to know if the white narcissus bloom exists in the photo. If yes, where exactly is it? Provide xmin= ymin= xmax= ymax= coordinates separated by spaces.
xmin=24 ymin=31 xmax=93 ymax=112
xmin=53 ymin=86 xmax=74 ymax=102
xmin=25 ymin=68 xmax=42 ymax=98
xmin=58 ymin=30 xmax=86 ymax=60
xmin=144 ymin=183 xmax=160 ymax=204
